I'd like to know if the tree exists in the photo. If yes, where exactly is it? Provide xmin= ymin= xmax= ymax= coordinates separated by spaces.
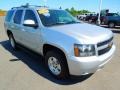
xmin=0 ymin=9 xmax=6 ymax=16
xmin=65 ymin=7 xmax=91 ymax=16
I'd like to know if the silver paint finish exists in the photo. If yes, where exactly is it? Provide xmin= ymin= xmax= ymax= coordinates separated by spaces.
xmin=4 ymin=8 xmax=116 ymax=76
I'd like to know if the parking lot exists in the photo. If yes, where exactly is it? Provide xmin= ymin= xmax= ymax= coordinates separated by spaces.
xmin=0 ymin=16 xmax=120 ymax=90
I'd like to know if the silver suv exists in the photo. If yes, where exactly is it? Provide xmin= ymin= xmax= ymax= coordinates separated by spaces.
xmin=4 ymin=5 xmax=116 ymax=79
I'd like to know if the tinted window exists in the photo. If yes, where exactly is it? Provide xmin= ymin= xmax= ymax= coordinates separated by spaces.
xmin=24 ymin=10 xmax=38 ymax=24
xmin=5 ymin=10 xmax=14 ymax=22
xmin=14 ymin=10 xmax=23 ymax=24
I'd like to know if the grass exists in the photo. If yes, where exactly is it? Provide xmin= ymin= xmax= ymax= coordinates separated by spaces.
xmin=0 ymin=9 xmax=6 ymax=16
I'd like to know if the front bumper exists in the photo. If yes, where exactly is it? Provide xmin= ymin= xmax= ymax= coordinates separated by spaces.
xmin=67 ymin=45 xmax=116 ymax=76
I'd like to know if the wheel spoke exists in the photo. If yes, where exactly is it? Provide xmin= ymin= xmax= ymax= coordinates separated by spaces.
xmin=48 ymin=57 xmax=61 ymax=75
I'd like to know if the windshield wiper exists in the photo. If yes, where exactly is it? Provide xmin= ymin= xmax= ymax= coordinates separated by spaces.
xmin=65 ymin=21 xmax=80 ymax=24
xmin=46 ymin=21 xmax=80 ymax=26
xmin=48 ymin=22 xmax=66 ymax=26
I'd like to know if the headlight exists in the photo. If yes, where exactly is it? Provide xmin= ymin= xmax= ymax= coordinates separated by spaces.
xmin=74 ymin=44 xmax=96 ymax=57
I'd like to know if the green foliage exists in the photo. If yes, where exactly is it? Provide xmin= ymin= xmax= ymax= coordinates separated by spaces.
xmin=0 ymin=9 xmax=6 ymax=16
xmin=65 ymin=7 xmax=91 ymax=16
xmin=0 ymin=9 xmax=6 ymax=13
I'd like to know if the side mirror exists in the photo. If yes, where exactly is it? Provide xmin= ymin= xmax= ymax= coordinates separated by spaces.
xmin=23 ymin=20 xmax=38 ymax=28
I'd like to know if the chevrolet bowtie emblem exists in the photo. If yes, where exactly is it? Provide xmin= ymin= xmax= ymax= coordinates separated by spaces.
xmin=108 ymin=42 xmax=112 ymax=48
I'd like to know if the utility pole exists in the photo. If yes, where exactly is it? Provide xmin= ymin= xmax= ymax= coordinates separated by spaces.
xmin=98 ymin=0 xmax=102 ymax=25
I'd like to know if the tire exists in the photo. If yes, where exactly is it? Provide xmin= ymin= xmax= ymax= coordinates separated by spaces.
xmin=108 ymin=22 xmax=115 ymax=28
xmin=88 ymin=19 xmax=92 ymax=23
xmin=8 ymin=34 xmax=18 ymax=50
xmin=45 ymin=50 xmax=69 ymax=79
xmin=83 ymin=17 xmax=85 ymax=21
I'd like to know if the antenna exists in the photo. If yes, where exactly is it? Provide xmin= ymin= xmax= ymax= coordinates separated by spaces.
xmin=59 ymin=6 xmax=62 ymax=9
xmin=26 ymin=3 xmax=29 ymax=7
xmin=21 ymin=3 xmax=30 ymax=8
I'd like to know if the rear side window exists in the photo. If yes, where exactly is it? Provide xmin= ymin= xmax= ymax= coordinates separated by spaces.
xmin=13 ymin=10 xmax=23 ymax=24
xmin=5 ymin=10 xmax=14 ymax=22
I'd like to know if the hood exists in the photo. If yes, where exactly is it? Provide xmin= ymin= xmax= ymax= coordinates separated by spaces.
xmin=48 ymin=23 xmax=113 ymax=44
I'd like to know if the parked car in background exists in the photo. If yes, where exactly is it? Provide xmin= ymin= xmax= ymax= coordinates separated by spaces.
xmin=90 ymin=13 xmax=120 ymax=27
xmin=85 ymin=14 xmax=97 ymax=22
xmin=77 ymin=13 xmax=90 ymax=20
xmin=90 ymin=14 xmax=104 ymax=24
xmin=102 ymin=13 xmax=120 ymax=28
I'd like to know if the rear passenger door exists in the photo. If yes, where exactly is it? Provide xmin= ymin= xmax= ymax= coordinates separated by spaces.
xmin=21 ymin=9 xmax=41 ymax=52
xmin=12 ymin=10 xmax=24 ymax=43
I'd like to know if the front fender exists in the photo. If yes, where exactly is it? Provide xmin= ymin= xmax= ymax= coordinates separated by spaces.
xmin=42 ymin=28 xmax=79 ymax=57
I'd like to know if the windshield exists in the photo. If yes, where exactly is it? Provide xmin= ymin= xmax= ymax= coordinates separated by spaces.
xmin=37 ymin=9 xmax=80 ymax=26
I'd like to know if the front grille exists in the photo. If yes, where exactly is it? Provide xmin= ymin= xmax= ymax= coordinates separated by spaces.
xmin=97 ymin=37 xmax=113 ymax=47
xmin=98 ymin=43 xmax=113 ymax=55
xmin=97 ymin=37 xmax=113 ymax=56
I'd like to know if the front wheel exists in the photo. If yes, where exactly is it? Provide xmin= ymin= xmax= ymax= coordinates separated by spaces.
xmin=45 ymin=51 xmax=69 ymax=79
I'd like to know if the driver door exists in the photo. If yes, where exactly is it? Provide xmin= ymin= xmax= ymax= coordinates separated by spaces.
xmin=21 ymin=9 xmax=41 ymax=52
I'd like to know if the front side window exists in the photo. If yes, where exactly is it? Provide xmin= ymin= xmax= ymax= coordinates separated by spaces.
xmin=24 ymin=10 xmax=38 ymax=24
xmin=37 ymin=9 xmax=80 ymax=27
xmin=13 ymin=10 xmax=23 ymax=24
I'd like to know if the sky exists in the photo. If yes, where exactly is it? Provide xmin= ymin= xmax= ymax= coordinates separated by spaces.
xmin=0 ymin=0 xmax=120 ymax=13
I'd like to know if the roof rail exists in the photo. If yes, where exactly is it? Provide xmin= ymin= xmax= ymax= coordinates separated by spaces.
xmin=11 ymin=3 xmax=48 ymax=9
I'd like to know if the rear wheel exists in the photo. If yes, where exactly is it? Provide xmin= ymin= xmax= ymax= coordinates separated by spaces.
xmin=9 ymin=34 xmax=18 ymax=50
xmin=108 ymin=22 xmax=115 ymax=28
xmin=45 ymin=50 xmax=69 ymax=79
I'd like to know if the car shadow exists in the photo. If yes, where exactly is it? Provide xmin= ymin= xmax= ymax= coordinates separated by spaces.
xmin=112 ymin=30 xmax=120 ymax=34
xmin=0 ymin=40 xmax=93 ymax=85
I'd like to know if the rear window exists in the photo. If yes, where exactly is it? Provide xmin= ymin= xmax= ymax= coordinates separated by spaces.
xmin=5 ymin=10 xmax=15 ymax=22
